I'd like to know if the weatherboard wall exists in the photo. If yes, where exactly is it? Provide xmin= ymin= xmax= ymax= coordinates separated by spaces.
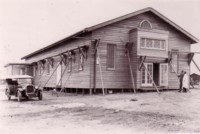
xmin=25 ymin=35 xmax=93 ymax=88
xmin=92 ymin=11 xmax=191 ymax=90
xmin=24 ymin=11 xmax=192 ymax=90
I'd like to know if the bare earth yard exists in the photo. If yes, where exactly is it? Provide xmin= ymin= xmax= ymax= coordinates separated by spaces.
xmin=0 ymin=88 xmax=200 ymax=134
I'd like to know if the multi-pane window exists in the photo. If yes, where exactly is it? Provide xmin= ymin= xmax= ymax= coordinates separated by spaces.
xmin=141 ymin=63 xmax=153 ymax=86
xmin=107 ymin=44 xmax=116 ymax=70
xmin=68 ymin=60 xmax=72 ymax=72
xmin=146 ymin=39 xmax=153 ymax=48
xmin=79 ymin=54 xmax=84 ymax=71
xmin=171 ymin=51 xmax=178 ymax=73
xmin=140 ymin=20 xmax=152 ymax=29
xmin=140 ymin=38 xmax=145 ymax=48
xmin=20 ymin=68 xmax=25 ymax=75
xmin=47 ymin=63 xmax=50 ymax=75
xmin=140 ymin=38 xmax=166 ymax=50
xmin=160 ymin=64 xmax=168 ymax=86
xmin=147 ymin=64 xmax=153 ymax=84
xmin=33 ymin=65 xmax=37 ymax=76
xmin=38 ymin=64 xmax=41 ymax=75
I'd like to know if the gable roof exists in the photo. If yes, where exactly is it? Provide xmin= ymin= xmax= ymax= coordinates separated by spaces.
xmin=190 ymin=73 xmax=200 ymax=77
xmin=22 ymin=7 xmax=199 ymax=59
xmin=4 ymin=63 xmax=31 ymax=67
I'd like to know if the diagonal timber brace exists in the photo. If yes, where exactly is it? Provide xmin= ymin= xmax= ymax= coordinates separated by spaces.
xmin=138 ymin=56 xmax=146 ymax=71
xmin=125 ymin=42 xmax=136 ymax=93
xmin=141 ymin=62 xmax=160 ymax=93
xmin=188 ymin=53 xmax=194 ymax=65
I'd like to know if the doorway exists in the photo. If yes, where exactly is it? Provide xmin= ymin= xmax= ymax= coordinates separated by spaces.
xmin=141 ymin=63 xmax=168 ymax=87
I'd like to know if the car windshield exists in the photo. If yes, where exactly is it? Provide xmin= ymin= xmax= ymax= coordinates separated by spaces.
xmin=15 ymin=78 xmax=32 ymax=84
xmin=0 ymin=79 xmax=6 ymax=85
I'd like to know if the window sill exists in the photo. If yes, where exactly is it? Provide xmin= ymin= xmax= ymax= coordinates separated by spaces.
xmin=107 ymin=68 xmax=115 ymax=71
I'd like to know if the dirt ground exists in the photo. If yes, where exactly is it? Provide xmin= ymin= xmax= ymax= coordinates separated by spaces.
xmin=0 ymin=87 xmax=200 ymax=134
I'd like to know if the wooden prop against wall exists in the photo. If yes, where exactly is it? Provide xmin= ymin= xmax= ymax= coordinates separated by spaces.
xmin=138 ymin=56 xmax=146 ymax=71
xmin=125 ymin=42 xmax=136 ymax=93
xmin=60 ymin=54 xmax=67 ymax=66
xmin=95 ymin=39 xmax=105 ymax=95
xmin=188 ymin=53 xmax=194 ymax=65
xmin=46 ymin=58 xmax=54 ymax=68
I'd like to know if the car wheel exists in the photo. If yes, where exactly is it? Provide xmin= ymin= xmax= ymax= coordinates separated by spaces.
xmin=26 ymin=96 xmax=29 ymax=100
xmin=38 ymin=91 xmax=42 ymax=100
xmin=6 ymin=89 xmax=11 ymax=100
xmin=17 ymin=91 xmax=22 ymax=102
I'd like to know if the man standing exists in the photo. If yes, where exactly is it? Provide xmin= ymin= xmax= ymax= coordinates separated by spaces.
xmin=182 ymin=71 xmax=189 ymax=93
xmin=178 ymin=70 xmax=185 ymax=92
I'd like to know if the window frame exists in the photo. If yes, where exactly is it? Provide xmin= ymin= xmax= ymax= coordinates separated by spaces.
xmin=38 ymin=64 xmax=42 ymax=76
xmin=106 ymin=44 xmax=116 ymax=70
xmin=67 ymin=59 xmax=72 ymax=73
xmin=160 ymin=63 xmax=168 ymax=86
xmin=47 ymin=62 xmax=50 ymax=75
xmin=141 ymin=63 xmax=153 ymax=86
xmin=171 ymin=50 xmax=179 ymax=73
xmin=140 ymin=37 xmax=167 ymax=50
xmin=78 ymin=53 xmax=84 ymax=71
xmin=140 ymin=20 xmax=152 ymax=29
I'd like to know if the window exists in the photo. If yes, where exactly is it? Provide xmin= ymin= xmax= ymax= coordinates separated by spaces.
xmin=141 ymin=38 xmax=145 ymax=48
xmin=140 ymin=20 xmax=152 ymax=29
xmin=20 ymin=68 xmax=25 ymax=75
xmin=33 ymin=65 xmax=37 ymax=76
xmin=146 ymin=39 xmax=153 ymax=48
xmin=68 ymin=59 xmax=72 ymax=72
xmin=38 ymin=64 xmax=42 ymax=75
xmin=47 ymin=63 xmax=50 ymax=75
xmin=79 ymin=53 xmax=84 ymax=71
xmin=107 ymin=44 xmax=116 ymax=70
xmin=154 ymin=39 xmax=160 ymax=49
xmin=171 ymin=50 xmax=178 ymax=73
xmin=141 ymin=63 xmax=153 ymax=86
xmin=160 ymin=64 xmax=168 ymax=86
xmin=140 ymin=38 xmax=166 ymax=50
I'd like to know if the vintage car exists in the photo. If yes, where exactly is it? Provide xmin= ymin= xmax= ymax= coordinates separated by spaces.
xmin=0 ymin=78 xmax=6 ymax=92
xmin=4 ymin=75 xmax=42 ymax=102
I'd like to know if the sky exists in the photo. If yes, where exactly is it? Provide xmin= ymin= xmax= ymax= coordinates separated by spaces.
xmin=0 ymin=0 xmax=200 ymax=75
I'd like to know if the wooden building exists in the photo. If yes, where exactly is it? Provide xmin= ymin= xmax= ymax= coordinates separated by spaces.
xmin=190 ymin=73 xmax=200 ymax=85
xmin=4 ymin=63 xmax=33 ymax=76
xmin=21 ymin=7 xmax=198 ymax=94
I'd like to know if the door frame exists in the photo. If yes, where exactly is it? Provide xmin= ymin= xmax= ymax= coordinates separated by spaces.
xmin=159 ymin=63 xmax=168 ymax=86
xmin=141 ymin=63 xmax=153 ymax=86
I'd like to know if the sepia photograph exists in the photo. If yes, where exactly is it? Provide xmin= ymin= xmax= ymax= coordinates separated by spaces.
xmin=0 ymin=0 xmax=200 ymax=133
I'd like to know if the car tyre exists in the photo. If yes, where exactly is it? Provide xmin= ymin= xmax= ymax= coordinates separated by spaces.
xmin=38 ymin=91 xmax=42 ymax=100
xmin=6 ymin=89 xmax=11 ymax=100
xmin=17 ymin=91 xmax=22 ymax=102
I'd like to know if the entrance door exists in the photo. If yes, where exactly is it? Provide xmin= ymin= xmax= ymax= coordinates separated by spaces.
xmin=160 ymin=63 xmax=168 ymax=86
xmin=56 ymin=63 xmax=62 ymax=86
xmin=141 ymin=63 xmax=153 ymax=86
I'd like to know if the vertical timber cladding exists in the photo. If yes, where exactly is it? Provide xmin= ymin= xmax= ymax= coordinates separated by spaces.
xmin=25 ymin=36 xmax=92 ymax=89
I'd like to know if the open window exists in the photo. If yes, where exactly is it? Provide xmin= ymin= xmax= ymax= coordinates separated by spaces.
xmin=141 ymin=63 xmax=153 ymax=86
xmin=79 ymin=53 xmax=84 ymax=71
xmin=160 ymin=63 xmax=168 ymax=86
xmin=171 ymin=50 xmax=178 ymax=73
